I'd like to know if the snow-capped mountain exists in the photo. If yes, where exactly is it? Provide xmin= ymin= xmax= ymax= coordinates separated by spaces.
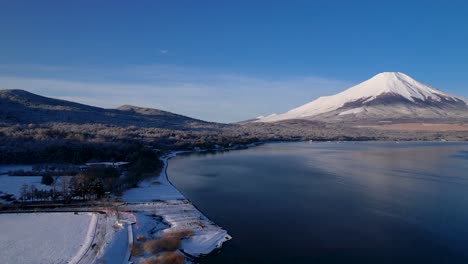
xmin=257 ymin=72 xmax=468 ymax=123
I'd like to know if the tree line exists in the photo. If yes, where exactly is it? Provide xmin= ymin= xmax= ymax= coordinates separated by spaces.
xmin=16 ymin=146 xmax=162 ymax=203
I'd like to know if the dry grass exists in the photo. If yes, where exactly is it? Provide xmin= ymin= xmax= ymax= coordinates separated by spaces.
xmin=136 ymin=234 xmax=147 ymax=242
xmin=140 ymin=252 xmax=185 ymax=264
xmin=165 ymin=229 xmax=195 ymax=240
xmin=157 ymin=252 xmax=185 ymax=264
xmin=143 ymin=237 xmax=181 ymax=254
xmin=360 ymin=123 xmax=468 ymax=131
xmin=130 ymin=243 xmax=144 ymax=257
xmin=140 ymin=258 xmax=157 ymax=264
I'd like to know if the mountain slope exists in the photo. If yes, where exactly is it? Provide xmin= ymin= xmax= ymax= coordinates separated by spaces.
xmin=257 ymin=72 xmax=468 ymax=123
xmin=0 ymin=89 xmax=223 ymax=130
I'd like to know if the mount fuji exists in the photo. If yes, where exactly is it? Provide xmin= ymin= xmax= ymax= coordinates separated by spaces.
xmin=256 ymin=72 xmax=468 ymax=123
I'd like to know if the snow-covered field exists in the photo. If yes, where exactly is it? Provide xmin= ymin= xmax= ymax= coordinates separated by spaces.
xmin=0 ymin=213 xmax=96 ymax=264
xmin=0 ymin=175 xmax=52 ymax=199
xmin=0 ymin=152 xmax=231 ymax=263
xmin=0 ymin=165 xmax=52 ymax=201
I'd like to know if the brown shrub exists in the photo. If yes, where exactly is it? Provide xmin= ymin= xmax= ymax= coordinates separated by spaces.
xmin=165 ymin=229 xmax=195 ymax=240
xmin=136 ymin=234 xmax=147 ymax=242
xmin=140 ymin=257 xmax=158 ymax=264
xmin=140 ymin=252 xmax=185 ymax=264
xmin=157 ymin=252 xmax=185 ymax=264
xmin=130 ymin=243 xmax=143 ymax=257
xmin=143 ymin=237 xmax=181 ymax=254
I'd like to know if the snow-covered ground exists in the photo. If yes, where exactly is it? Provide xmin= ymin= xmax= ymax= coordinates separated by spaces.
xmin=0 ymin=213 xmax=95 ymax=264
xmin=96 ymin=220 xmax=130 ymax=264
xmin=0 ymin=175 xmax=52 ymax=199
xmin=0 ymin=152 xmax=231 ymax=263
xmin=122 ymin=152 xmax=232 ymax=260
xmin=127 ymin=201 xmax=232 ymax=258
xmin=122 ymin=152 xmax=186 ymax=202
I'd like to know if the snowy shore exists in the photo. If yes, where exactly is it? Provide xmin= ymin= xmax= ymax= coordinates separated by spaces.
xmin=122 ymin=151 xmax=232 ymax=260
xmin=0 ymin=151 xmax=233 ymax=263
xmin=0 ymin=212 xmax=95 ymax=264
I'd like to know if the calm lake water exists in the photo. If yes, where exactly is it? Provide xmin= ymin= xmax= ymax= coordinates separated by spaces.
xmin=168 ymin=142 xmax=468 ymax=263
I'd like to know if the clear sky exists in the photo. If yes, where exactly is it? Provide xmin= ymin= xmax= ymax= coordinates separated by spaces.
xmin=0 ymin=0 xmax=467 ymax=122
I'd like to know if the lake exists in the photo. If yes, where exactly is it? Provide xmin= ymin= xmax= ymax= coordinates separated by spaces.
xmin=168 ymin=142 xmax=468 ymax=263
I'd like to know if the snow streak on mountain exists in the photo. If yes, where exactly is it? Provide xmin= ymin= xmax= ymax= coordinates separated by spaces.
xmin=257 ymin=72 xmax=467 ymax=123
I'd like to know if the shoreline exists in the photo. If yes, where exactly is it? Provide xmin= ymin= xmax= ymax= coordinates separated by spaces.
xmin=2 ymin=141 xmax=468 ymax=263
xmin=122 ymin=151 xmax=232 ymax=261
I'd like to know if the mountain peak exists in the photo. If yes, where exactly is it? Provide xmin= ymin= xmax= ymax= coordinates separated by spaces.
xmin=117 ymin=104 xmax=169 ymax=116
xmin=369 ymin=71 xmax=421 ymax=85
xmin=0 ymin=89 xmax=34 ymax=97
xmin=349 ymin=71 xmax=448 ymax=102
xmin=257 ymin=72 xmax=467 ymax=122
xmin=372 ymin=72 xmax=413 ymax=82
xmin=375 ymin=71 xmax=405 ymax=77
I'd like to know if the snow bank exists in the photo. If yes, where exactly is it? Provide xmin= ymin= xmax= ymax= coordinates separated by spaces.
xmin=122 ymin=152 xmax=186 ymax=202
xmin=69 ymin=213 xmax=98 ymax=264
xmin=98 ymin=224 xmax=129 ymax=264
xmin=0 ymin=213 xmax=94 ymax=264
xmin=123 ymin=151 xmax=231 ymax=258
xmin=128 ymin=202 xmax=232 ymax=258
xmin=182 ymin=229 xmax=231 ymax=256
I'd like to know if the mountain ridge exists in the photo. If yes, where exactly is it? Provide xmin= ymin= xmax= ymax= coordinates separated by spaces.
xmin=0 ymin=89 xmax=223 ymax=130
xmin=1 ymin=87 xmax=468 ymax=163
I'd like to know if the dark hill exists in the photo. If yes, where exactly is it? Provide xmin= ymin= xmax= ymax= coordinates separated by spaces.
xmin=0 ymin=89 xmax=224 ymax=130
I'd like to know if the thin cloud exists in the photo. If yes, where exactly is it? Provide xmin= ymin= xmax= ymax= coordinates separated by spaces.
xmin=0 ymin=64 xmax=352 ymax=122
xmin=159 ymin=50 xmax=168 ymax=54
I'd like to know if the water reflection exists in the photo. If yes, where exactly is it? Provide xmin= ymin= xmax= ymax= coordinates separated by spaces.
xmin=168 ymin=142 xmax=468 ymax=263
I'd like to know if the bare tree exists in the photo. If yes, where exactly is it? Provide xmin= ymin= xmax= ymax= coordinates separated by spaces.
xmin=61 ymin=176 xmax=70 ymax=201
xmin=20 ymin=184 xmax=28 ymax=203
xmin=29 ymin=185 xmax=37 ymax=202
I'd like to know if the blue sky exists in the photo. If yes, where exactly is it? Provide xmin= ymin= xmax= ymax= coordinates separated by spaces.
xmin=0 ymin=1 xmax=467 ymax=122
